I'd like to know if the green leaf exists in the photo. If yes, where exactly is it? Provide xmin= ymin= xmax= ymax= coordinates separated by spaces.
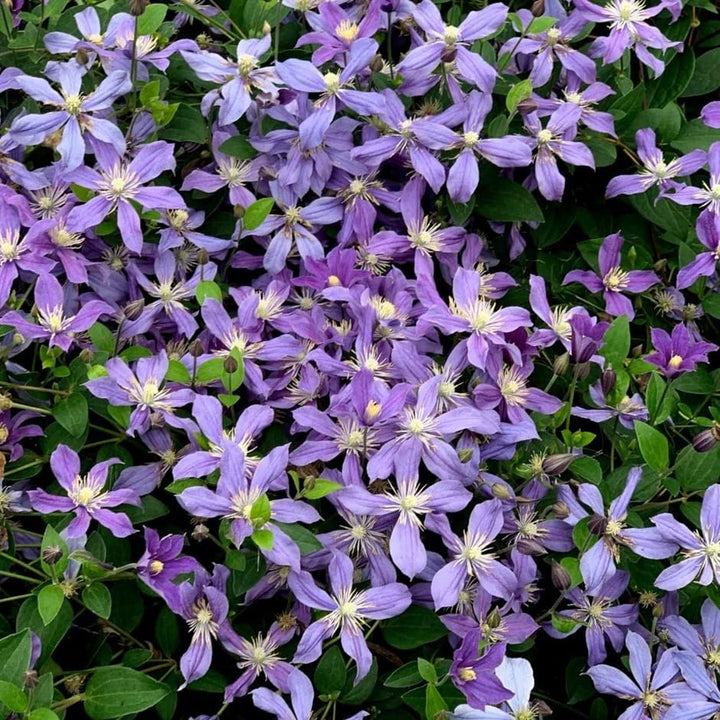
xmin=16 ymin=596 xmax=72 ymax=666
xmin=29 ymin=709 xmax=59 ymax=720
xmin=165 ymin=360 xmax=191 ymax=384
xmin=570 ymin=457 xmax=603 ymax=484
xmin=384 ymin=663 xmax=424 ymax=689
xmin=0 ymin=630 xmax=32 ymax=687
xmin=634 ymin=420 xmax=669 ymax=472
xmin=474 ymin=179 xmax=544 ymax=223
xmin=136 ymin=4 xmax=167 ymax=35
xmin=417 ymin=659 xmax=437 ymax=685
xmin=251 ymin=529 xmax=274 ymax=551
xmin=89 ymin=323 xmax=116 ymax=355
xmin=314 ymin=646 xmax=347 ymax=695
xmin=506 ymin=78 xmax=533 ymax=113
xmin=160 ymin=103 xmax=206 ymax=143
xmin=139 ymin=79 xmax=161 ymax=107
xmin=155 ymin=606 xmax=180 ymax=656
xmin=122 ymin=649 xmax=153 ymax=668
xmin=250 ymin=494 xmax=271 ymax=526
xmin=38 ymin=585 xmax=65 ymax=626
xmin=84 ymin=667 xmax=169 ymax=720
xmin=425 ymin=683 xmax=448 ymax=719
xmin=218 ymin=136 xmax=254 ymax=158
xmin=243 ymin=198 xmax=274 ymax=230
xmin=645 ymin=373 xmax=673 ymax=424
xmin=675 ymin=443 xmax=720 ymax=493
xmin=0 ymin=681 xmax=27 ymax=713
xmin=82 ymin=583 xmax=112 ymax=619
xmin=551 ymin=614 xmax=579 ymax=634
xmin=195 ymin=280 xmax=223 ymax=304
xmin=303 ymin=479 xmax=343 ymax=499
xmin=340 ymin=659 xmax=377 ymax=705
xmin=196 ymin=357 xmax=225 ymax=384
xmin=626 ymin=102 xmax=682 ymax=143
xmin=671 ymin=119 xmax=720 ymax=154
xmin=53 ymin=392 xmax=88 ymax=437
xmin=647 ymin=49 xmax=695 ymax=106
xmin=383 ymin=606 xmax=447 ymax=650
xmin=600 ymin=315 xmax=630 ymax=369
xmin=273 ymin=522 xmax=323 ymax=554
xmin=682 ymin=47 xmax=720 ymax=96
xmin=527 ymin=16 xmax=557 ymax=33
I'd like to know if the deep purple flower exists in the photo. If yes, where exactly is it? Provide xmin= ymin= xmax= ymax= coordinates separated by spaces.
xmin=677 ymin=213 xmax=720 ymax=289
xmin=645 ymin=323 xmax=717 ymax=378
xmin=289 ymin=551 xmax=412 ymax=680
xmin=563 ymin=233 xmax=658 ymax=319
xmin=28 ymin=444 xmax=139 ymax=538
xmin=450 ymin=633 xmax=512 ymax=709
xmin=572 ymin=379 xmax=648 ymax=429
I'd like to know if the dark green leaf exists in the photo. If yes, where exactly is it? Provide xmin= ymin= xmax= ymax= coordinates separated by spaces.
xmin=136 ymin=4 xmax=167 ymax=35
xmin=384 ymin=663 xmax=424 ymax=689
xmin=84 ymin=667 xmax=169 ymax=719
xmin=243 ymin=198 xmax=274 ymax=231
xmin=38 ymin=585 xmax=65 ymax=626
xmin=273 ymin=522 xmax=323 ymax=554
xmin=340 ymin=659 xmax=377 ymax=705
xmin=601 ymin=315 xmax=630 ymax=369
xmin=217 ymin=137 xmax=254 ymax=158
xmin=314 ymin=646 xmax=346 ymax=695
xmin=16 ymin=596 xmax=72 ymax=666
xmin=383 ymin=606 xmax=447 ymax=649
xmin=635 ymin=420 xmax=669 ymax=472
xmin=83 ymin=583 xmax=112 ymax=619
xmin=53 ymin=393 xmax=88 ymax=437
xmin=682 ymin=47 xmax=720 ymax=96
xmin=0 ymin=630 xmax=32 ymax=686
xmin=671 ymin=119 xmax=720 ymax=154
xmin=474 ymin=179 xmax=544 ymax=223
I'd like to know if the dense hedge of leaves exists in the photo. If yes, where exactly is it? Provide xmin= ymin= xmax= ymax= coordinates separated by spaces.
xmin=1 ymin=0 xmax=720 ymax=718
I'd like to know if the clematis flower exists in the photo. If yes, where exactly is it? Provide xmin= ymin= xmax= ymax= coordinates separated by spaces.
xmin=562 ymin=233 xmax=658 ymax=320
xmin=2 ymin=272 xmax=112 ymax=352
xmin=645 ymin=322 xmax=717 ymax=378
xmin=65 ymin=141 xmax=185 ymax=253
xmin=524 ymin=105 xmax=596 ymax=202
xmin=9 ymin=64 xmax=131 ymax=170
xmin=676 ymin=213 xmax=720 ymax=289
xmin=251 ymin=670 xmax=315 ymax=720
xmin=289 ymin=551 xmax=412 ymax=680
xmin=702 ymin=101 xmax=720 ymax=129
xmin=449 ymin=634 xmax=512 ymax=710
xmin=572 ymin=378 xmax=648 ymax=429
xmin=606 ymin=128 xmax=706 ymax=199
xmin=28 ymin=444 xmax=139 ymax=538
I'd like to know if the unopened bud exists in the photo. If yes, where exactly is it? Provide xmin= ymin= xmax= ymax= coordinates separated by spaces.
xmin=42 ymin=545 xmax=63 ymax=565
xmin=370 ymin=54 xmax=384 ymax=73
xmin=516 ymin=97 xmax=538 ymax=115
xmin=516 ymin=538 xmax=547 ymax=556
xmin=693 ymin=422 xmax=720 ymax=453
xmin=22 ymin=670 xmax=39 ymax=690
xmin=79 ymin=348 xmax=94 ymax=364
xmin=196 ymin=33 xmax=212 ymax=49
xmin=587 ymin=513 xmax=608 ymax=536
xmin=234 ymin=204 xmax=246 ymax=219
xmin=652 ymin=602 xmax=665 ymax=618
xmin=189 ymin=339 xmax=204 ymax=358
xmin=601 ymin=369 xmax=616 ymax=396
xmin=551 ymin=561 xmax=572 ymax=591
xmin=191 ymin=523 xmax=209 ymax=541
xmin=457 ymin=448 xmax=474 ymax=463
xmin=197 ymin=249 xmax=210 ymax=265
xmin=262 ymin=20 xmax=272 ymax=35
xmin=441 ymin=46 xmax=457 ymax=63
xmin=75 ymin=48 xmax=90 ymax=65
xmin=575 ymin=361 xmax=591 ymax=381
xmin=491 ymin=482 xmax=513 ymax=500
xmin=486 ymin=607 xmax=502 ymax=629
xmin=551 ymin=501 xmax=570 ymax=520
xmin=63 ymin=675 xmax=86 ymax=695
xmin=542 ymin=453 xmax=575 ymax=476
xmin=129 ymin=0 xmax=149 ymax=15
xmin=531 ymin=0 xmax=545 ymax=15
xmin=0 ymin=394 xmax=12 ymax=411
xmin=553 ymin=352 xmax=570 ymax=376
xmin=223 ymin=355 xmax=239 ymax=374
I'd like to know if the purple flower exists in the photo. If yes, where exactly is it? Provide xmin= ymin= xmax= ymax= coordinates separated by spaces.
xmin=572 ymin=379 xmax=648 ymax=429
xmin=632 ymin=484 xmax=720 ymax=590
xmin=666 ymin=142 xmax=720 ymax=215
xmin=429 ymin=499 xmax=517 ymax=608
xmin=568 ymin=313 xmax=610 ymax=364
xmin=66 ymin=141 xmax=185 ymax=253
xmin=606 ymin=128 xmax=706 ymax=199
xmin=587 ymin=631 xmax=681 ymax=718
xmin=28 ymin=444 xmax=139 ymax=538
xmin=289 ymin=551 xmax=412 ymax=680
xmin=563 ymin=233 xmax=658 ymax=319
xmin=2 ymin=273 xmax=112 ymax=352
xmin=252 ymin=670 xmax=314 ymax=720
xmin=85 ymin=350 xmax=195 ymax=435
xmin=9 ymin=64 xmax=131 ymax=170
xmin=645 ymin=323 xmax=717 ymax=378
xmin=702 ymin=101 xmax=720 ymax=129
xmin=528 ymin=274 xmax=585 ymax=350
xmin=450 ymin=634 xmax=512 ymax=710
xmin=677 ymin=213 xmax=720 ymax=290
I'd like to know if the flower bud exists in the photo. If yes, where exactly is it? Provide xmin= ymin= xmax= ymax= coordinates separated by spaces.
xmin=23 ymin=670 xmax=39 ymax=690
xmin=234 ymin=204 xmax=246 ymax=219
xmin=370 ymin=54 xmax=385 ymax=73
xmin=197 ymin=249 xmax=210 ymax=266
xmin=262 ymin=20 xmax=272 ymax=35
xmin=0 ymin=394 xmax=12 ymax=411
xmin=550 ymin=561 xmax=572 ymax=591
xmin=551 ymin=501 xmax=570 ymax=520
xmin=542 ymin=453 xmax=576 ymax=476
xmin=575 ymin=361 xmax=591 ymax=381
xmin=189 ymin=339 xmax=205 ymax=358
xmin=516 ymin=538 xmax=547 ymax=556
xmin=516 ymin=97 xmax=538 ymax=115
xmin=652 ymin=602 xmax=665 ymax=618
xmin=531 ymin=0 xmax=545 ymax=15
xmin=192 ymin=523 xmax=210 ymax=541
xmin=129 ymin=0 xmax=149 ymax=15
xmin=42 ymin=545 xmax=63 ymax=565
xmin=491 ymin=482 xmax=513 ymax=500
xmin=123 ymin=299 xmax=145 ymax=321
xmin=223 ymin=355 xmax=239 ymax=374
xmin=457 ymin=448 xmax=474 ymax=463
xmin=693 ymin=422 xmax=720 ymax=453
xmin=601 ymin=368 xmax=616 ymax=396
xmin=486 ymin=607 xmax=502 ymax=629
xmin=75 ymin=48 xmax=90 ymax=65
xmin=553 ymin=352 xmax=570 ymax=376
xmin=79 ymin=348 xmax=94 ymax=364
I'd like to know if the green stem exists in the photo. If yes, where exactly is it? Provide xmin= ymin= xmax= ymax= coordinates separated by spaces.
xmin=0 ymin=381 xmax=69 ymax=396
xmin=0 ymin=569 xmax=42 ymax=584
xmin=0 ymin=551 xmax=46 ymax=578
xmin=10 ymin=401 xmax=52 ymax=415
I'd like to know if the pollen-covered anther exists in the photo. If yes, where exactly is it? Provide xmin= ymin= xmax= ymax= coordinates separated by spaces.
xmin=335 ymin=19 xmax=359 ymax=42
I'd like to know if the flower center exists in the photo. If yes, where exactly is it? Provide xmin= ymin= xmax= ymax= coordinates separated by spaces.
xmin=457 ymin=667 xmax=476 ymax=681
xmin=545 ymin=27 xmax=561 ymax=43
xmin=668 ymin=354 xmax=683 ymax=368
xmin=149 ymin=560 xmax=164 ymax=575
xmin=602 ymin=266 xmax=630 ymax=292
xmin=537 ymin=129 xmax=554 ymax=145
xmin=324 ymin=72 xmax=341 ymax=93
xmin=63 ymin=94 xmax=83 ymax=115
xmin=237 ymin=53 xmax=258 ymax=75
xmin=444 ymin=25 xmax=460 ymax=44
xmin=335 ymin=19 xmax=359 ymax=42
xmin=463 ymin=131 xmax=479 ymax=147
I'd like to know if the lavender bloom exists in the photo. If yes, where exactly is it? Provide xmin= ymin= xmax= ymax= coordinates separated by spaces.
xmin=677 ymin=213 xmax=720 ymax=289
xmin=85 ymin=350 xmax=195 ymax=435
xmin=2 ymin=273 xmax=112 ymax=352
xmin=181 ymin=35 xmax=277 ymax=126
xmin=137 ymin=528 xmax=200 ymax=605
xmin=174 ymin=565 xmax=232 ymax=688
xmin=289 ymin=552 xmax=412 ymax=680
xmin=177 ymin=446 xmax=320 ymax=570
xmin=547 ymin=571 xmax=638 ymax=665
xmin=252 ymin=670 xmax=314 ymax=720
xmin=666 ymin=142 xmax=720 ymax=215
xmin=0 ymin=410 xmax=43 ymax=462
xmin=587 ymin=632 xmax=681 ymax=718
xmin=573 ymin=0 xmax=683 ymax=76
xmin=449 ymin=634 xmax=512 ymax=710
xmin=663 ymin=598 xmax=720 ymax=670
xmin=668 ymin=652 xmax=720 ymax=720
xmin=702 ymin=101 xmax=720 ymax=129
xmin=28 ymin=444 xmax=139 ymax=538
xmin=340 ymin=473 xmax=472 ymax=578
xmin=528 ymin=275 xmax=585 ymax=350
xmin=66 ymin=141 xmax=185 ymax=253
xmin=568 ymin=313 xmax=610 ymax=364
xmin=428 ymin=499 xmax=517 ymax=608
xmin=524 ymin=105 xmax=595 ymax=202
xmin=563 ymin=233 xmax=658 ymax=320
xmin=451 ymin=656 xmax=537 ymax=720
xmin=572 ymin=379 xmax=648 ymax=429
xmin=606 ymin=129 xmax=706 ymax=199
xmin=632 ymin=484 xmax=720 ymax=590
xmin=396 ymin=0 xmax=508 ymax=96
xmin=9 ymin=64 xmax=131 ymax=169
xmin=446 ymin=92 xmax=532 ymax=204
xmin=645 ymin=323 xmax=717 ymax=378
